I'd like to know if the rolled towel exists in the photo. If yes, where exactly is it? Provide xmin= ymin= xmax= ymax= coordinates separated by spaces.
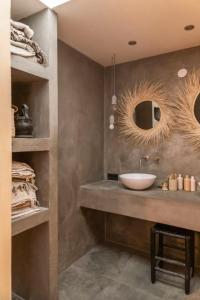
xmin=10 ymin=45 xmax=36 ymax=58
xmin=11 ymin=24 xmax=48 ymax=65
xmin=11 ymin=19 xmax=34 ymax=39
xmin=11 ymin=40 xmax=35 ymax=54
xmin=12 ymin=27 xmax=25 ymax=37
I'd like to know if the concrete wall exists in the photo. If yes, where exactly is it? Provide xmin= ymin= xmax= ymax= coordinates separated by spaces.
xmin=104 ymin=46 xmax=200 ymax=258
xmin=58 ymin=40 xmax=104 ymax=271
xmin=58 ymin=43 xmax=200 ymax=270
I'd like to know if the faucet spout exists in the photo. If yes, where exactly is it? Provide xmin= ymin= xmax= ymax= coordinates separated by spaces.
xmin=139 ymin=155 xmax=150 ymax=169
xmin=139 ymin=158 xmax=142 ymax=169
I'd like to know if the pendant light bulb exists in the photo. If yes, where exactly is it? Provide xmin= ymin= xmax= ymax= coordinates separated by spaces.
xmin=112 ymin=94 xmax=117 ymax=105
xmin=112 ymin=94 xmax=117 ymax=111
xmin=109 ymin=114 xmax=115 ymax=130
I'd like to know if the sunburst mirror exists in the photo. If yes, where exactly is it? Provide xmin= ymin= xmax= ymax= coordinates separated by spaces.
xmin=117 ymin=81 xmax=173 ymax=145
xmin=176 ymin=69 xmax=200 ymax=151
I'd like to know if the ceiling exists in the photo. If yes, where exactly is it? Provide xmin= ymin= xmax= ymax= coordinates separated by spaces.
xmin=11 ymin=0 xmax=45 ymax=20
xmin=12 ymin=0 xmax=200 ymax=66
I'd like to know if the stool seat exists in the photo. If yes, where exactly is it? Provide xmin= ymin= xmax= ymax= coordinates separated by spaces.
xmin=154 ymin=223 xmax=194 ymax=239
xmin=151 ymin=223 xmax=195 ymax=295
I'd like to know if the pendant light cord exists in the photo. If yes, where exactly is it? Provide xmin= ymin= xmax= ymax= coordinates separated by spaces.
xmin=113 ymin=54 xmax=116 ymax=95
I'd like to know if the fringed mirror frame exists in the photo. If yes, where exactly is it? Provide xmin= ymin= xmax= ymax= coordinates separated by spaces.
xmin=176 ymin=70 xmax=200 ymax=151
xmin=117 ymin=81 xmax=173 ymax=145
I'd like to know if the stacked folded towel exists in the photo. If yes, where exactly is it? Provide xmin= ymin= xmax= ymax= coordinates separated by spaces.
xmin=10 ymin=19 xmax=48 ymax=65
xmin=12 ymin=161 xmax=40 ymax=219
xmin=12 ymin=161 xmax=35 ymax=181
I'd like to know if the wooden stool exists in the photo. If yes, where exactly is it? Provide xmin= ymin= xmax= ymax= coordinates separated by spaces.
xmin=151 ymin=223 xmax=195 ymax=295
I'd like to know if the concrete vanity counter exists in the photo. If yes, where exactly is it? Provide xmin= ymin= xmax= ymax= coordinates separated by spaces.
xmin=80 ymin=180 xmax=200 ymax=232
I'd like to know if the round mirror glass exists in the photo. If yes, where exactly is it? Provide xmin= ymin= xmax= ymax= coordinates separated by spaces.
xmin=194 ymin=93 xmax=200 ymax=123
xmin=133 ymin=101 xmax=161 ymax=130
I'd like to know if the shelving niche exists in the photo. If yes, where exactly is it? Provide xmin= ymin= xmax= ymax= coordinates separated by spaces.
xmin=11 ymin=7 xmax=58 ymax=300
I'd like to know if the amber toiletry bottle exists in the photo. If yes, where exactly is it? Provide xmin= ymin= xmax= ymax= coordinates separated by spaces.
xmin=169 ymin=174 xmax=177 ymax=191
xmin=184 ymin=175 xmax=191 ymax=192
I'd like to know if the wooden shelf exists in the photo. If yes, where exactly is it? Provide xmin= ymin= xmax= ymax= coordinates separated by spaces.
xmin=12 ymin=138 xmax=50 ymax=152
xmin=11 ymin=55 xmax=49 ymax=82
xmin=12 ymin=207 xmax=49 ymax=236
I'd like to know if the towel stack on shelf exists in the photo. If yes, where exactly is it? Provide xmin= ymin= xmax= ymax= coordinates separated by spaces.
xmin=10 ymin=19 xmax=48 ymax=65
xmin=12 ymin=161 xmax=40 ymax=219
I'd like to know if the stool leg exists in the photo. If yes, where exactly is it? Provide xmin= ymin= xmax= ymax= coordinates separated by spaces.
xmin=190 ymin=232 xmax=195 ymax=277
xmin=158 ymin=233 xmax=164 ymax=268
xmin=185 ymin=236 xmax=191 ymax=295
xmin=151 ymin=228 xmax=156 ymax=284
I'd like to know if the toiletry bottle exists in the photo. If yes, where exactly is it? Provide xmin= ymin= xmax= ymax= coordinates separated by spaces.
xmin=197 ymin=182 xmax=200 ymax=191
xmin=184 ymin=175 xmax=190 ymax=192
xmin=191 ymin=176 xmax=196 ymax=192
xmin=169 ymin=174 xmax=177 ymax=191
xmin=162 ymin=182 xmax=168 ymax=191
xmin=177 ymin=174 xmax=183 ymax=191
xmin=168 ymin=175 xmax=173 ymax=191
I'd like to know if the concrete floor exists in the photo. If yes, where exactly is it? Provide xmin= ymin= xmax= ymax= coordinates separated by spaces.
xmin=12 ymin=293 xmax=24 ymax=300
xmin=59 ymin=244 xmax=200 ymax=300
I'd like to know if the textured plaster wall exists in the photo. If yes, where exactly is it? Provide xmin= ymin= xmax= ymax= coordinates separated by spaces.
xmin=104 ymin=46 xmax=200 ymax=256
xmin=58 ymin=44 xmax=200 ymax=270
xmin=58 ymin=40 xmax=104 ymax=272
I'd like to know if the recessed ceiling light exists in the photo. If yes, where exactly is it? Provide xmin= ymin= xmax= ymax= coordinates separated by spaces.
xmin=184 ymin=24 xmax=195 ymax=31
xmin=39 ymin=0 xmax=71 ymax=9
xmin=128 ymin=41 xmax=137 ymax=46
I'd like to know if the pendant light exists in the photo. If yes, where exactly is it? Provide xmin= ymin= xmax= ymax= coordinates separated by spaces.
xmin=109 ymin=54 xmax=117 ymax=130
xmin=109 ymin=114 xmax=115 ymax=130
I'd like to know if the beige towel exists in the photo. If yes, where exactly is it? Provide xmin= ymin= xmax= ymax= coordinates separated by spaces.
xmin=11 ymin=40 xmax=35 ymax=54
xmin=12 ymin=161 xmax=35 ymax=182
xmin=10 ymin=19 xmax=48 ymax=65
xmin=11 ymin=45 xmax=36 ymax=58
xmin=11 ymin=19 xmax=34 ymax=39
xmin=12 ymin=181 xmax=39 ymax=217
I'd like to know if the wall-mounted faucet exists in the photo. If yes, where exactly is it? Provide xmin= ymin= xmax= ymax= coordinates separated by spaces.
xmin=139 ymin=155 xmax=160 ymax=169
xmin=139 ymin=155 xmax=149 ymax=169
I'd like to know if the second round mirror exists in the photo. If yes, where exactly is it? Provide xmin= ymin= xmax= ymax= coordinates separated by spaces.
xmin=194 ymin=93 xmax=200 ymax=123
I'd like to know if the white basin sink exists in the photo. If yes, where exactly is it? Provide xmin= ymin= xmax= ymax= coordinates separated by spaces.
xmin=119 ymin=173 xmax=156 ymax=190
